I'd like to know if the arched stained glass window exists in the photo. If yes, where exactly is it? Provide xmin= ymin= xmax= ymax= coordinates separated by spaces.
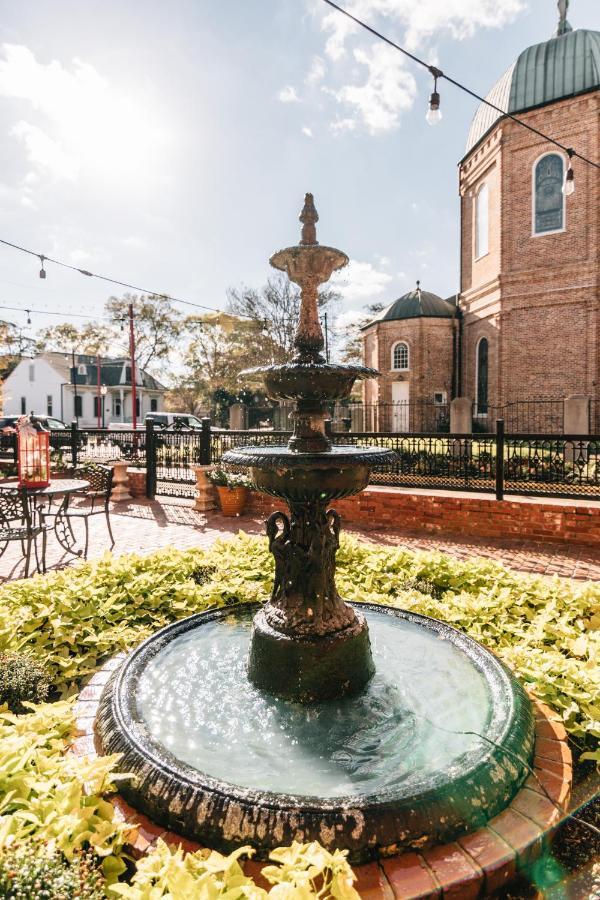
xmin=534 ymin=153 xmax=564 ymax=234
xmin=476 ymin=338 xmax=488 ymax=415
xmin=475 ymin=183 xmax=489 ymax=258
xmin=392 ymin=342 xmax=409 ymax=371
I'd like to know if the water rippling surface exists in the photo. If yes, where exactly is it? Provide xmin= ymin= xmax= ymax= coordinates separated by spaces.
xmin=137 ymin=607 xmax=491 ymax=798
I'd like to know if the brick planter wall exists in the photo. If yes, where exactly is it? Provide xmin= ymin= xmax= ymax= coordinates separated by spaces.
xmin=246 ymin=487 xmax=600 ymax=548
xmin=127 ymin=468 xmax=146 ymax=498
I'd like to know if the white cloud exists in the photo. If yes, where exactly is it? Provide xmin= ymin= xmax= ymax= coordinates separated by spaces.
xmin=321 ymin=0 xmax=525 ymax=57
xmin=315 ymin=0 xmax=525 ymax=134
xmin=0 ymin=43 xmax=165 ymax=190
xmin=305 ymin=56 xmax=326 ymax=86
xmin=331 ymin=258 xmax=393 ymax=301
xmin=301 ymin=126 xmax=314 ymax=138
xmin=333 ymin=44 xmax=417 ymax=133
xmin=11 ymin=120 xmax=79 ymax=180
xmin=278 ymin=85 xmax=300 ymax=103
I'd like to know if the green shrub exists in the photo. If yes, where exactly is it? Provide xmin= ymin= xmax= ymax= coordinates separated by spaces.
xmin=0 ymin=702 xmax=129 ymax=880
xmin=0 ymin=533 xmax=597 ymax=758
xmin=0 ymin=651 xmax=50 ymax=713
xmin=0 ymin=842 xmax=105 ymax=899
xmin=110 ymin=839 xmax=359 ymax=899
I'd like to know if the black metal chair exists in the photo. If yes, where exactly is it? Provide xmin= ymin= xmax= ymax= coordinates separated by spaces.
xmin=63 ymin=464 xmax=115 ymax=559
xmin=0 ymin=487 xmax=48 ymax=577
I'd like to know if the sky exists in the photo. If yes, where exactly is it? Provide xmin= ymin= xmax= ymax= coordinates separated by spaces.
xmin=0 ymin=0 xmax=597 ymax=359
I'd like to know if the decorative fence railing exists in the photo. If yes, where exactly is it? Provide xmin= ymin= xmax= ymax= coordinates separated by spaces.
xmin=2 ymin=419 xmax=598 ymax=500
xmin=472 ymin=400 xmax=564 ymax=434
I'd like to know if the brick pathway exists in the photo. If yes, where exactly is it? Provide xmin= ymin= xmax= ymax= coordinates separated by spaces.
xmin=0 ymin=496 xmax=598 ymax=582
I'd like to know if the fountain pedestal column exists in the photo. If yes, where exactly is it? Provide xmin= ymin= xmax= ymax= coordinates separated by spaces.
xmin=247 ymin=504 xmax=374 ymax=701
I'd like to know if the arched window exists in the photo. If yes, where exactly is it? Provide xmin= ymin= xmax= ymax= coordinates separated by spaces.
xmin=476 ymin=338 xmax=488 ymax=415
xmin=391 ymin=341 xmax=409 ymax=371
xmin=475 ymin=183 xmax=489 ymax=258
xmin=533 ymin=153 xmax=565 ymax=235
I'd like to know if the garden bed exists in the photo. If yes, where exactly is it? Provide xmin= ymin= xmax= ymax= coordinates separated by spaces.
xmin=0 ymin=536 xmax=597 ymax=897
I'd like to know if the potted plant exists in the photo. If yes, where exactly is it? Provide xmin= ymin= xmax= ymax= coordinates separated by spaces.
xmin=207 ymin=467 xmax=250 ymax=516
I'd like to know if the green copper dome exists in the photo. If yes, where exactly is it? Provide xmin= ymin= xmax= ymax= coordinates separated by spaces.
xmin=466 ymin=26 xmax=600 ymax=155
xmin=362 ymin=285 xmax=457 ymax=328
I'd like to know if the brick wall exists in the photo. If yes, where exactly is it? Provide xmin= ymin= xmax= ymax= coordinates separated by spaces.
xmin=247 ymin=487 xmax=600 ymax=547
xmin=460 ymin=91 xmax=600 ymax=407
xmin=362 ymin=317 xmax=456 ymax=419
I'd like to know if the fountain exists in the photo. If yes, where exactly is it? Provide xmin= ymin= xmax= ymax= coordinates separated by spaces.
xmin=96 ymin=195 xmax=534 ymax=862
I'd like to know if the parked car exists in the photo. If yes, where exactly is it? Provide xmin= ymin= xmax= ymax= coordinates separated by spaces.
xmin=145 ymin=413 xmax=205 ymax=430
xmin=0 ymin=415 xmax=68 ymax=431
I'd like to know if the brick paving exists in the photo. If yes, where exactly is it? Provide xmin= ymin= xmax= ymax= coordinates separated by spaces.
xmin=0 ymin=495 xmax=598 ymax=583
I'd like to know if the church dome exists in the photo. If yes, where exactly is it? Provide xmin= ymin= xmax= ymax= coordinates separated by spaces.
xmin=364 ymin=284 xmax=457 ymax=327
xmin=465 ymin=25 xmax=600 ymax=156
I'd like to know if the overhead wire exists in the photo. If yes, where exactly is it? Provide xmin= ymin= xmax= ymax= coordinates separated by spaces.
xmin=321 ymin=0 xmax=600 ymax=170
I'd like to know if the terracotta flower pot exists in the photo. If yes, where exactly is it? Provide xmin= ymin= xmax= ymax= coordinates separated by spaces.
xmin=216 ymin=485 xmax=248 ymax=516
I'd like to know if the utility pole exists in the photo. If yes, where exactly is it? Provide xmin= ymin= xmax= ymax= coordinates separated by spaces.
xmin=323 ymin=312 xmax=330 ymax=363
xmin=128 ymin=303 xmax=137 ymax=431
xmin=96 ymin=353 xmax=101 ymax=429
xmin=71 ymin=348 xmax=79 ymax=424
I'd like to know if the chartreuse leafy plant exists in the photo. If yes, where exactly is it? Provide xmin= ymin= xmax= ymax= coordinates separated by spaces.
xmin=0 ymin=701 xmax=129 ymax=882
xmin=0 ymin=531 xmax=597 ymax=756
xmin=110 ymin=839 xmax=360 ymax=899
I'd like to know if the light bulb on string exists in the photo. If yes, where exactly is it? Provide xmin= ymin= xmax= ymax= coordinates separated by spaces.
xmin=39 ymin=255 xmax=46 ymax=279
xmin=562 ymin=150 xmax=575 ymax=196
xmin=426 ymin=67 xmax=443 ymax=126
xmin=26 ymin=309 xmax=31 ymax=325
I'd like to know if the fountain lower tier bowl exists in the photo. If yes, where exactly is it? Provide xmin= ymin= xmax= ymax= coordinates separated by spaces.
xmin=222 ymin=445 xmax=394 ymax=501
xmin=95 ymin=603 xmax=534 ymax=862
xmin=241 ymin=361 xmax=380 ymax=402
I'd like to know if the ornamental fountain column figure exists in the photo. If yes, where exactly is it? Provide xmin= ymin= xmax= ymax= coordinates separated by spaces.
xmin=223 ymin=194 xmax=394 ymax=701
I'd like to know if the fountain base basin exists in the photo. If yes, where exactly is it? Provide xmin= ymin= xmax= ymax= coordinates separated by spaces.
xmin=248 ymin=608 xmax=374 ymax=702
xmin=95 ymin=603 xmax=535 ymax=862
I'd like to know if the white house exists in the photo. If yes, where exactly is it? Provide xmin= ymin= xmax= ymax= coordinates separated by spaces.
xmin=2 ymin=352 xmax=166 ymax=427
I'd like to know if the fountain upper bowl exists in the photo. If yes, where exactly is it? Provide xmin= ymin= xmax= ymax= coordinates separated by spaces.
xmin=241 ymin=361 xmax=380 ymax=402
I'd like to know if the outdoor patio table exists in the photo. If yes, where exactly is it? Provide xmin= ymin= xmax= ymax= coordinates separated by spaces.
xmin=0 ymin=478 xmax=90 ymax=558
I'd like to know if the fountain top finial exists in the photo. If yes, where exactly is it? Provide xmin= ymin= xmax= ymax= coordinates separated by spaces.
xmin=299 ymin=193 xmax=319 ymax=246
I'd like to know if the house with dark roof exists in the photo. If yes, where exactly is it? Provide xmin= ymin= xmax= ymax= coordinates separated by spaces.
xmin=1 ymin=352 xmax=166 ymax=426
xmin=362 ymin=6 xmax=599 ymax=432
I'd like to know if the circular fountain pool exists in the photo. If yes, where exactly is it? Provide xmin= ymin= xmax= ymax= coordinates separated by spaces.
xmin=96 ymin=602 xmax=534 ymax=861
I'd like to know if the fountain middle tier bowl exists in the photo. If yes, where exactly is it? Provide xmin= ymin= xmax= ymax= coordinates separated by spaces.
xmin=222 ymin=445 xmax=395 ymax=501
xmin=95 ymin=604 xmax=534 ymax=863
xmin=241 ymin=361 xmax=380 ymax=402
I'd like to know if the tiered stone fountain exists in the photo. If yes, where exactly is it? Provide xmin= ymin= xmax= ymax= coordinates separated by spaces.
xmin=96 ymin=195 xmax=535 ymax=862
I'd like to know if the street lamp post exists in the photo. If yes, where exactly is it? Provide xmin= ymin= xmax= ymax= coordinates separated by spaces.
xmin=101 ymin=385 xmax=108 ymax=428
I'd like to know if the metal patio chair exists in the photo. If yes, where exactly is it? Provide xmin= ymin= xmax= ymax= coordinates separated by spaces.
xmin=62 ymin=463 xmax=115 ymax=559
xmin=0 ymin=487 xmax=48 ymax=577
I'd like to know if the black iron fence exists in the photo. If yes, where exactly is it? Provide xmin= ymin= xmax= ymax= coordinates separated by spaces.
xmin=472 ymin=400 xmax=564 ymax=434
xmin=2 ymin=419 xmax=598 ymax=500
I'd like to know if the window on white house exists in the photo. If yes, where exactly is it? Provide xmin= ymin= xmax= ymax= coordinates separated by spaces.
xmin=20 ymin=397 xmax=26 ymax=414
xmin=150 ymin=397 xmax=158 ymax=412
xmin=74 ymin=395 xmax=83 ymax=418
xmin=534 ymin=153 xmax=564 ymax=234
xmin=47 ymin=395 xmax=53 ymax=416
xmin=475 ymin=183 xmax=489 ymax=258
xmin=28 ymin=364 xmax=35 ymax=382
xmin=391 ymin=342 xmax=409 ymax=371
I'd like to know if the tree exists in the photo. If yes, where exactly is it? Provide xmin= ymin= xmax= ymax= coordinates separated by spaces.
xmin=105 ymin=293 xmax=182 ymax=374
xmin=338 ymin=302 xmax=385 ymax=365
xmin=226 ymin=273 xmax=341 ymax=362
xmin=0 ymin=320 xmax=35 ymax=381
xmin=35 ymin=322 xmax=112 ymax=356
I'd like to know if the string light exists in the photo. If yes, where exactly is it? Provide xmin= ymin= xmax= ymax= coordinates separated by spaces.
xmin=563 ymin=149 xmax=575 ymax=196
xmin=38 ymin=255 xmax=46 ymax=279
xmin=320 ymin=0 xmax=600 ymax=171
xmin=426 ymin=67 xmax=442 ymax=126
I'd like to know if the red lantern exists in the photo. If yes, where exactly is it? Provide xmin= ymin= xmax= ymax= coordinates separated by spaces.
xmin=17 ymin=415 xmax=50 ymax=489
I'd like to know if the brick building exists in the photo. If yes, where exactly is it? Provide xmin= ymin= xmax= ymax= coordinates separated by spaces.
xmin=363 ymin=12 xmax=599 ymax=430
